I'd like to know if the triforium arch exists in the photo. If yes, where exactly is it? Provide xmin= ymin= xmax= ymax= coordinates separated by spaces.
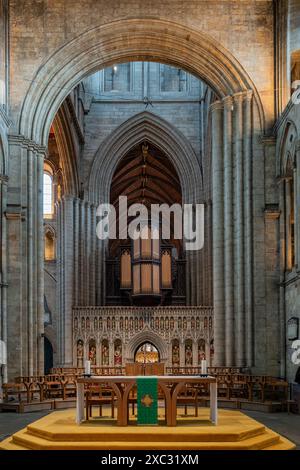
xmin=9 ymin=17 xmax=270 ymax=375
xmin=88 ymin=111 xmax=203 ymax=205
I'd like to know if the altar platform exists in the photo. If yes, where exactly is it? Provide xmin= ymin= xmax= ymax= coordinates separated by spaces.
xmin=0 ymin=408 xmax=295 ymax=450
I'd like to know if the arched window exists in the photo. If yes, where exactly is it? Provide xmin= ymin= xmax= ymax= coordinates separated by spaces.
xmin=160 ymin=64 xmax=187 ymax=92
xmin=104 ymin=63 xmax=131 ymax=92
xmin=43 ymin=172 xmax=53 ymax=217
xmin=44 ymin=229 xmax=55 ymax=261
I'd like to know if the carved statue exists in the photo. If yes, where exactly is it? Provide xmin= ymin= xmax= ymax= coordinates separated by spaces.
xmin=114 ymin=343 xmax=122 ymax=366
xmin=198 ymin=339 xmax=206 ymax=363
xmin=102 ymin=343 xmax=109 ymax=366
xmin=89 ymin=343 xmax=96 ymax=365
xmin=77 ymin=340 xmax=84 ymax=367
xmin=172 ymin=343 xmax=180 ymax=366
xmin=185 ymin=343 xmax=193 ymax=365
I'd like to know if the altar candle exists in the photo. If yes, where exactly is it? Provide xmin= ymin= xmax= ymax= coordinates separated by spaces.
xmin=201 ymin=359 xmax=207 ymax=375
xmin=85 ymin=360 xmax=91 ymax=375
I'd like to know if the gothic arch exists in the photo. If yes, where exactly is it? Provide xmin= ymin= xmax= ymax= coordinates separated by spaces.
xmin=44 ymin=326 xmax=57 ymax=355
xmin=88 ymin=111 xmax=203 ymax=205
xmin=126 ymin=330 xmax=168 ymax=363
xmin=52 ymin=103 xmax=80 ymax=196
xmin=44 ymin=224 xmax=56 ymax=238
xmin=18 ymin=18 xmax=265 ymax=146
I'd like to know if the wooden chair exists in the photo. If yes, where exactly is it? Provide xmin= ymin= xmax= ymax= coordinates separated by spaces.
xmin=229 ymin=374 xmax=250 ymax=401
xmin=85 ymin=384 xmax=115 ymax=420
xmin=263 ymin=377 xmax=289 ymax=402
xmin=61 ymin=375 xmax=77 ymax=399
xmin=2 ymin=382 xmax=27 ymax=403
xmin=216 ymin=374 xmax=231 ymax=399
xmin=176 ymin=385 xmax=199 ymax=417
xmin=44 ymin=375 xmax=64 ymax=399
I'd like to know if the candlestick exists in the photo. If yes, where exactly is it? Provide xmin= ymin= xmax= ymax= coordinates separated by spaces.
xmin=85 ymin=360 xmax=91 ymax=375
xmin=201 ymin=359 xmax=207 ymax=375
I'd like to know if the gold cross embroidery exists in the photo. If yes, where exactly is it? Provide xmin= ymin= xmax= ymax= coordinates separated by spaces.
xmin=141 ymin=394 xmax=153 ymax=407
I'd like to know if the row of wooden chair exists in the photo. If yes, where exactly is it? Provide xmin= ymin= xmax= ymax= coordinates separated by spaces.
xmin=2 ymin=371 xmax=289 ymax=406
xmin=50 ymin=367 xmax=125 ymax=375
xmin=3 ymin=375 xmax=78 ymax=403
xmin=85 ymin=383 xmax=199 ymax=422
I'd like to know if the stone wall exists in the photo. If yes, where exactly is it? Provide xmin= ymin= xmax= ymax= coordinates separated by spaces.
xmin=276 ymin=101 xmax=300 ymax=382
xmin=289 ymin=0 xmax=300 ymax=53
xmin=2 ymin=0 xmax=298 ymax=380
xmin=8 ymin=0 xmax=275 ymax=128
xmin=82 ymin=63 xmax=204 ymax=188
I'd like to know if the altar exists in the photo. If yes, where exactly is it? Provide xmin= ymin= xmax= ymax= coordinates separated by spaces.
xmin=76 ymin=375 xmax=218 ymax=426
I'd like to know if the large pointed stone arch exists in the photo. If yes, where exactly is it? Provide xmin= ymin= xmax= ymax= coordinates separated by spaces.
xmin=8 ymin=17 xmax=269 ymax=376
xmin=18 ymin=18 xmax=265 ymax=146
xmin=88 ymin=111 xmax=203 ymax=205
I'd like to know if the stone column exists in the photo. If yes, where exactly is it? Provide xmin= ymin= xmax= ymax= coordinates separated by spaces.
xmin=243 ymin=91 xmax=254 ymax=367
xmin=223 ymin=96 xmax=234 ymax=366
xmin=278 ymin=179 xmax=286 ymax=378
xmin=0 ymin=175 xmax=8 ymax=384
xmin=233 ymin=93 xmax=245 ymax=367
xmin=6 ymin=137 xmax=46 ymax=377
xmin=90 ymin=204 xmax=96 ymax=304
xmin=73 ymin=198 xmax=80 ymax=306
xmin=36 ymin=153 xmax=45 ymax=373
xmin=27 ymin=148 xmax=34 ymax=375
xmin=211 ymin=100 xmax=225 ymax=366
xmin=80 ymin=200 xmax=85 ymax=305
xmin=57 ymin=195 xmax=75 ymax=365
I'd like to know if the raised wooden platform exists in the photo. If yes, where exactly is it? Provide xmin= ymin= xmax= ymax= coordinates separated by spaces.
xmin=0 ymin=408 xmax=295 ymax=450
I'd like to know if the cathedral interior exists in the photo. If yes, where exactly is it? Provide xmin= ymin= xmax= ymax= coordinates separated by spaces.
xmin=0 ymin=1 xmax=300 ymax=443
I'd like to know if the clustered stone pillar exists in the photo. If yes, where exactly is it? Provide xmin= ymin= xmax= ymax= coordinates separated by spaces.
xmin=211 ymin=100 xmax=225 ymax=366
xmin=57 ymin=197 xmax=104 ymax=365
xmin=0 ymin=175 xmax=8 ymax=385
xmin=6 ymin=138 xmax=46 ymax=378
xmin=243 ymin=92 xmax=254 ymax=367
xmin=211 ymin=91 xmax=254 ymax=367
xmin=223 ymin=96 xmax=234 ymax=366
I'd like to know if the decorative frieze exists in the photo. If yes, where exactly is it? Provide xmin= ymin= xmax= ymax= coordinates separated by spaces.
xmin=72 ymin=306 xmax=214 ymax=368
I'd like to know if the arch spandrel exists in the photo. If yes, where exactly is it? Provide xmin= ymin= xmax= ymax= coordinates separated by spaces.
xmin=18 ymin=18 xmax=265 ymax=146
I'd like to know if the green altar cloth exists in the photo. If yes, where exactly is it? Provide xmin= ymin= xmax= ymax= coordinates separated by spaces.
xmin=137 ymin=377 xmax=158 ymax=425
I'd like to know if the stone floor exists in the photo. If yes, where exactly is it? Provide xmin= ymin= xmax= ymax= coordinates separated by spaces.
xmin=244 ymin=411 xmax=300 ymax=450
xmin=0 ymin=410 xmax=51 ymax=442
xmin=0 ymin=409 xmax=299 ymax=449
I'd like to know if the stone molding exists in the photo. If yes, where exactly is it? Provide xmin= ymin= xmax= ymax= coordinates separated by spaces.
xmin=18 ymin=18 xmax=265 ymax=146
